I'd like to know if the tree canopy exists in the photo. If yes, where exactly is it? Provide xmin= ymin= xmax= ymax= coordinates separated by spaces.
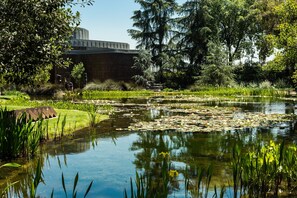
xmin=130 ymin=0 xmax=297 ymax=88
xmin=0 ymin=0 xmax=92 ymax=86
xmin=128 ymin=0 xmax=178 ymax=82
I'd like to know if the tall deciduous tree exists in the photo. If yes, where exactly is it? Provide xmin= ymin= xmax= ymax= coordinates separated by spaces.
xmin=263 ymin=0 xmax=297 ymax=85
xmin=252 ymin=0 xmax=282 ymax=63
xmin=0 ymin=0 xmax=92 ymax=86
xmin=211 ymin=0 xmax=257 ymax=64
xmin=128 ymin=0 xmax=178 ymax=82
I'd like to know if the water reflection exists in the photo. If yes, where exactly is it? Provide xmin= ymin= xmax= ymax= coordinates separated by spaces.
xmin=1 ymin=99 xmax=297 ymax=197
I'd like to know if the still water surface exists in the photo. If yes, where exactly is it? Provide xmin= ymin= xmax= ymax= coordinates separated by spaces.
xmin=3 ymin=98 xmax=297 ymax=197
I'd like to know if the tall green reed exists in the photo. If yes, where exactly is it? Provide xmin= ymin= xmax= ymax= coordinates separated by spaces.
xmin=184 ymin=165 xmax=224 ymax=198
xmin=61 ymin=172 xmax=93 ymax=198
xmin=124 ymin=152 xmax=176 ymax=198
xmin=0 ymin=108 xmax=44 ymax=159
xmin=232 ymin=141 xmax=297 ymax=197
xmin=53 ymin=114 xmax=67 ymax=140
xmin=87 ymin=104 xmax=99 ymax=128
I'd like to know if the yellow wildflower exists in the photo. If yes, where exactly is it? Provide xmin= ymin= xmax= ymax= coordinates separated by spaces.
xmin=159 ymin=152 xmax=170 ymax=158
xmin=169 ymin=170 xmax=179 ymax=177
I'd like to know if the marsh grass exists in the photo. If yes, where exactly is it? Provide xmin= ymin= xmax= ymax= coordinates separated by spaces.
xmin=188 ymin=86 xmax=289 ymax=97
xmin=126 ymin=142 xmax=297 ymax=198
xmin=232 ymin=141 xmax=297 ymax=197
xmin=87 ymin=104 xmax=100 ymax=128
xmin=184 ymin=165 xmax=226 ymax=198
xmin=61 ymin=172 xmax=93 ymax=198
xmin=0 ymin=108 xmax=44 ymax=159
xmin=124 ymin=152 xmax=176 ymax=198
xmin=51 ymin=114 xmax=68 ymax=140
xmin=125 ymin=152 xmax=226 ymax=198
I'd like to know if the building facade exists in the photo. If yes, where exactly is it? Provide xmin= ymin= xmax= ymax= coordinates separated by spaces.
xmin=52 ymin=27 xmax=138 ymax=86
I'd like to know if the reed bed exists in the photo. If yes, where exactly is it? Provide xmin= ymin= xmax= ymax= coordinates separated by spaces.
xmin=125 ymin=141 xmax=297 ymax=198
xmin=0 ymin=108 xmax=44 ymax=159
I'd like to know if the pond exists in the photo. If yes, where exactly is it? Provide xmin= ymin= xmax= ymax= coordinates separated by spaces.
xmin=1 ymin=96 xmax=297 ymax=197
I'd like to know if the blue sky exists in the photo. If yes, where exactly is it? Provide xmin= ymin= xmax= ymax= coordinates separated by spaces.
xmin=72 ymin=0 xmax=185 ymax=49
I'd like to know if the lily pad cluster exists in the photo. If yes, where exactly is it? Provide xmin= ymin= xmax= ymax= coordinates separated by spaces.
xmin=126 ymin=105 xmax=297 ymax=133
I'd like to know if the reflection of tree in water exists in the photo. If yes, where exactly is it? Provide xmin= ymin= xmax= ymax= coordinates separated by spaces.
xmin=130 ymin=127 xmax=287 ymax=196
xmin=130 ymin=131 xmax=183 ymax=196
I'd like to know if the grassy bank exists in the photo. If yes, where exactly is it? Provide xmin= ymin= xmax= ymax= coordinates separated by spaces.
xmin=82 ymin=90 xmax=155 ymax=99
xmin=81 ymin=87 xmax=292 ymax=99
xmin=3 ymin=105 xmax=108 ymax=139
xmin=187 ymin=86 xmax=292 ymax=97
xmin=42 ymin=109 xmax=108 ymax=138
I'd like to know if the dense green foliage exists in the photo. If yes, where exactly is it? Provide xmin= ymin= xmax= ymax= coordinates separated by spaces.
xmin=71 ymin=62 xmax=85 ymax=88
xmin=128 ymin=0 xmax=178 ymax=83
xmin=198 ymin=42 xmax=234 ymax=86
xmin=0 ymin=108 xmax=44 ymax=159
xmin=0 ymin=0 xmax=93 ymax=86
xmin=130 ymin=0 xmax=296 ymax=88
xmin=232 ymin=141 xmax=297 ymax=197
xmin=132 ymin=50 xmax=155 ymax=87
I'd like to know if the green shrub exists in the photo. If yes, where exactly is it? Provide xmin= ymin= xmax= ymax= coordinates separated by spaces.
xmin=3 ymin=90 xmax=30 ymax=100
xmin=197 ymin=42 xmax=234 ymax=87
xmin=274 ymin=79 xmax=291 ymax=88
xmin=259 ymin=80 xmax=272 ymax=89
xmin=83 ymin=80 xmax=142 ymax=91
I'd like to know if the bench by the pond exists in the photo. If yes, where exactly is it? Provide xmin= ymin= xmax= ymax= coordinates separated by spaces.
xmin=12 ymin=106 xmax=57 ymax=121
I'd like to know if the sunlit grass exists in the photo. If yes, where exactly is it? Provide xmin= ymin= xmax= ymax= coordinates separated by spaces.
xmin=81 ymin=87 xmax=292 ymax=100
xmin=46 ymin=109 xmax=107 ymax=138
xmin=4 ymin=105 xmax=108 ymax=139
xmin=82 ymin=90 xmax=156 ymax=99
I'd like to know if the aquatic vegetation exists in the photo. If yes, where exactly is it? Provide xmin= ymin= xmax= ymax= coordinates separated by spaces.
xmin=125 ymin=151 xmax=226 ymax=198
xmin=124 ymin=151 xmax=179 ymax=198
xmin=232 ymin=141 xmax=297 ymax=197
xmin=87 ymin=104 xmax=100 ymax=128
xmin=61 ymin=172 xmax=93 ymax=198
xmin=0 ymin=108 xmax=44 ymax=159
xmin=184 ymin=165 xmax=219 ymax=198
xmin=81 ymin=88 xmax=292 ymax=100
xmin=82 ymin=90 xmax=155 ymax=99
xmin=51 ymin=113 xmax=67 ymax=140
xmin=127 ymin=105 xmax=296 ymax=133
xmin=30 ymin=159 xmax=43 ymax=198
xmin=126 ymin=143 xmax=297 ymax=197
xmin=188 ymin=86 xmax=290 ymax=97
xmin=0 ymin=162 xmax=21 ymax=196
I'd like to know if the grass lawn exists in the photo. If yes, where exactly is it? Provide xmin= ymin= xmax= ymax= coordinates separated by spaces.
xmin=4 ymin=105 xmax=108 ymax=139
